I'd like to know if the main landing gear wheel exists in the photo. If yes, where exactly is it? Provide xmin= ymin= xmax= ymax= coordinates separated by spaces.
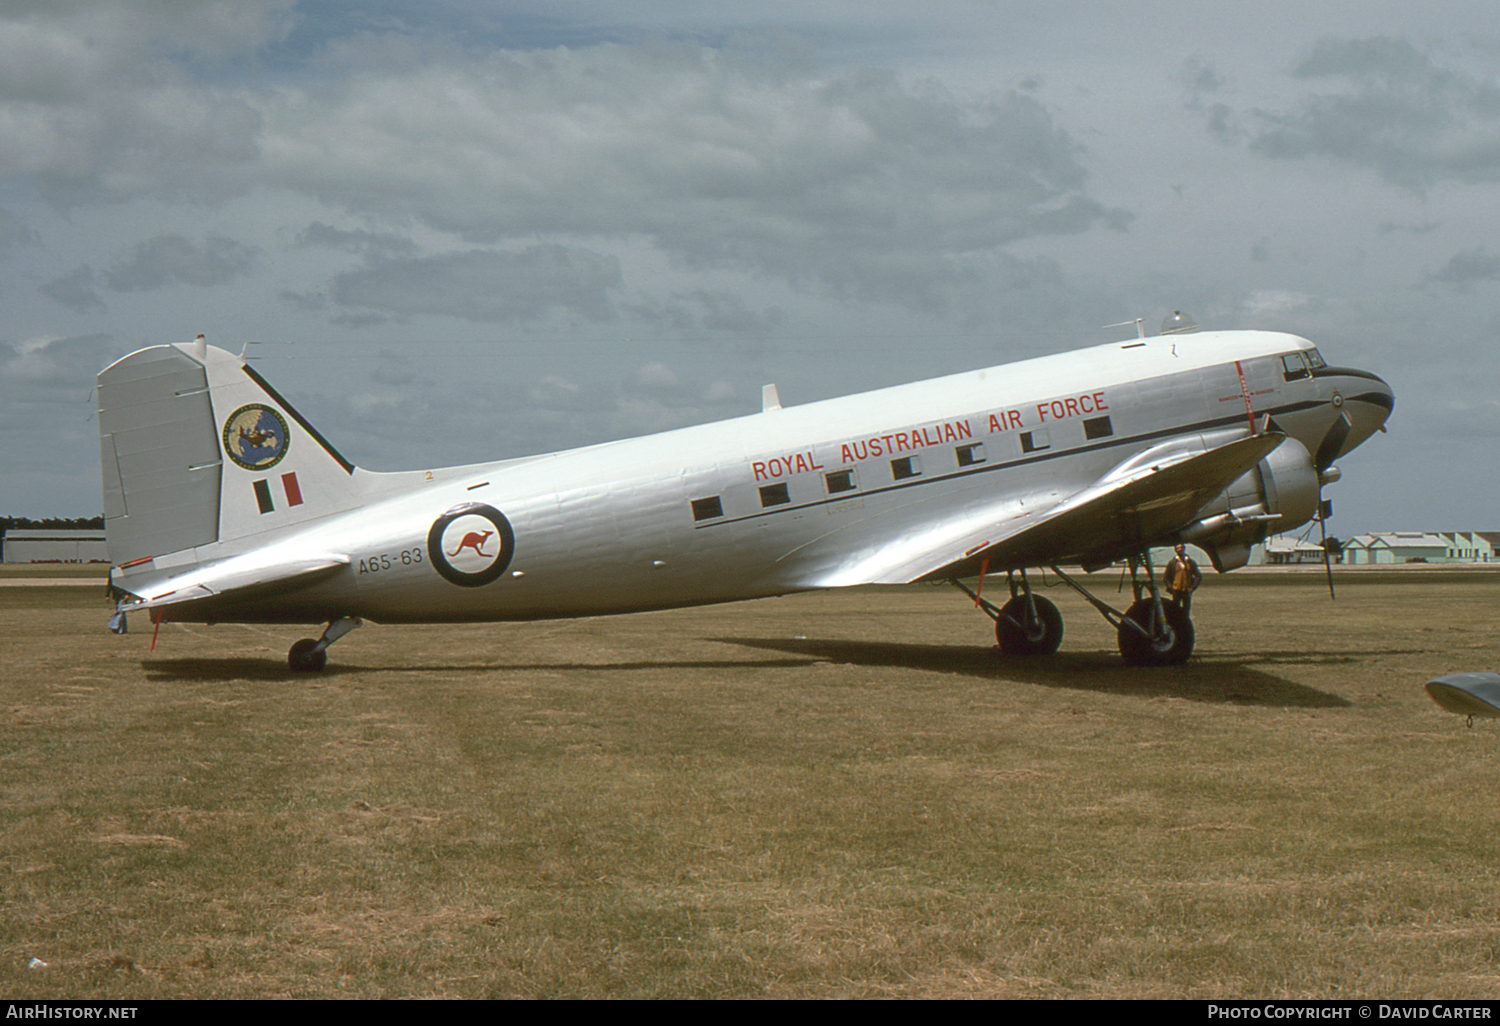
xmin=1117 ymin=599 xmax=1194 ymax=666
xmin=995 ymin=595 xmax=1064 ymax=655
xmin=288 ymin=638 xmax=328 ymax=673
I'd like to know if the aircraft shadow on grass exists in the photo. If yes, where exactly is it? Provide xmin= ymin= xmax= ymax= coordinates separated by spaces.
xmin=716 ymin=637 xmax=1365 ymax=709
xmin=140 ymin=638 xmax=1425 ymax=709
xmin=140 ymin=655 xmax=817 ymax=683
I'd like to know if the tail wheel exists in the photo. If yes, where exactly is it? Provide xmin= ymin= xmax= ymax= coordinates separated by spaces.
xmin=996 ymin=595 xmax=1064 ymax=655
xmin=1117 ymin=599 xmax=1194 ymax=666
xmin=288 ymin=638 xmax=328 ymax=673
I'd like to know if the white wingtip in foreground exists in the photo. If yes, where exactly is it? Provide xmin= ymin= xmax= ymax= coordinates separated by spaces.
xmin=1426 ymin=674 xmax=1500 ymax=727
xmin=98 ymin=323 xmax=1393 ymax=671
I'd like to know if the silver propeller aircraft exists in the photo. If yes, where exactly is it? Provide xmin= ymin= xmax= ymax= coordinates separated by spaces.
xmin=97 ymin=322 xmax=1392 ymax=671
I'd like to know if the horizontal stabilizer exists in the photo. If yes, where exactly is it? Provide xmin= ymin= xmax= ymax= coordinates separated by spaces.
xmin=115 ymin=553 xmax=349 ymax=613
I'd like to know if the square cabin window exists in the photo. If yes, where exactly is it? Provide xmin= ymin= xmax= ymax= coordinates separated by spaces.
xmin=1083 ymin=416 xmax=1114 ymax=440
xmin=690 ymin=496 xmax=724 ymax=521
xmin=759 ymin=482 xmax=791 ymax=507
xmin=825 ymin=468 xmax=857 ymax=494
xmin=956 ymin=442 xmax=986 ymax=467
xmin=1020 ymin=430 xmax=1050 ymax=454
xmin=890 ymin=455 xmax=922 ymax=480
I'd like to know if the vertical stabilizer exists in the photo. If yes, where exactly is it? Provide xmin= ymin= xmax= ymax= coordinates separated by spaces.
xmin=99 ymin=340 xmax=362 ymax=570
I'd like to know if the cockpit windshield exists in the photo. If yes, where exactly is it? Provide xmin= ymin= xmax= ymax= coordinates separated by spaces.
xmin=1282 ymin=348 xmax=1328 ymax=381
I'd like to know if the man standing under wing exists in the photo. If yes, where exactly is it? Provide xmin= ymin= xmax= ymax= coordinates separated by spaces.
xmin=1165 ymin=544 xmax=1202 ymax=613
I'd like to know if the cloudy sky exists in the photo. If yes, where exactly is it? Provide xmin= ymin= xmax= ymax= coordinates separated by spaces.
xmin=4 ymin=1 xmax=1497 ymax=540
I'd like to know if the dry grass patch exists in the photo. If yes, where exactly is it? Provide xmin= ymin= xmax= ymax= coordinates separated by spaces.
xmin=2 ymin=572 xmax=1499 ymax=997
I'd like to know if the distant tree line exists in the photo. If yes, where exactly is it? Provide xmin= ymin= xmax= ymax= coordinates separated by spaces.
xmin=1 ymin=516 xmax=105 ymax=535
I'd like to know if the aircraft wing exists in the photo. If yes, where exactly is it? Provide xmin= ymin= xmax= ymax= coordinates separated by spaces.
xmin=822 ymin=432 xmax=1286 ymax=586
xmin=113 ymin=553 xmax=349 ymax=614
xmin=1426 ymin=674 xmax=1500 ymax=720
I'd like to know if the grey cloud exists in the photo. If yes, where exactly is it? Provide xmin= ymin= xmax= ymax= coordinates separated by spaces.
xmin=678 ymin=289 xmax=785 ymax=335
xmin=1203 ymin=103 xmax=1241 ymax=143
xmin=1378 ymin=220 xmax=1441 ymax=235
xmin=1182 ymin=58 xmax=1225 ymax=102
xmin=329 ymin=245 xmax=624 ymax=323
xmin=278 ymin=289 xmax=328 ymax=312
xmin=102 ymin=234 xmax=258 ymax=291
xmin=1430 ymin=246 xmax=1500 ymax=289
xmin=1292 ymin=36 xmax=1436 ymax=83
xmin=1235 ymin=36 xmax=1500 ymax=191
xmin=0 ymin=2 xmax=297 ymax=81
xmin=620 ymin=288 xmax=787 ymax=337
xmin=1182 ymin=60 xmax=1242 ymax=142
xmin=0 ymin=333 xmax=114 ymax=390
xmin=1 ymin=5 xmax=282 ymax=206
xmin=4 ymin=22 xmax=1127 ymax=316
xmin=39 ymin=266 xmax=105 ymax=313
xmin=0 ymin=208 xmax=40 ymax=255
xmin=295 ymin=222 xmax=419 ymax=257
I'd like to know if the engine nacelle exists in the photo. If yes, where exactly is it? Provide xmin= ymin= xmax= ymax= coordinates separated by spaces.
xmin=1176 ymin=437 xmax=1321 ymax=572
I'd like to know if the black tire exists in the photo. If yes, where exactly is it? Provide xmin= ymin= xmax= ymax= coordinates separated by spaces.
xmin=995 ymin=595 xmax=1064 ymax=655
xmin=1117 ymin=598 xmax=1194 ymax=666
xmin=288 ymin=638 xmax=328 ymax=673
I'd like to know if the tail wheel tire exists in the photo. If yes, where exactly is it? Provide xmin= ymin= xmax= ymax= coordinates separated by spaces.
xmin=288 ymin=638 xmax=328 ymax=673
xmin=995 ymin=595 xmax=1064 ymax=655
xmin=1117 ymin=599 xmax=1194 ymax=666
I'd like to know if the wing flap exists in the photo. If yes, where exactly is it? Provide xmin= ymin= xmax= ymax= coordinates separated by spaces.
xmin=827 ymin=432 xmax=1285 ymax=586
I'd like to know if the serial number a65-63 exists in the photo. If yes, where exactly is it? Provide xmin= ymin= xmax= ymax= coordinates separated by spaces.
xmin=358 ymin=548 xmax=423 ymax=574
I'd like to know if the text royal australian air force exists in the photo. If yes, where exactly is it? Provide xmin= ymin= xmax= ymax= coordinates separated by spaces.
xmin=753 ymin=391 xmax=1106 ymax=481
xmin=733 ymin=330 xmax=1302 ymax=507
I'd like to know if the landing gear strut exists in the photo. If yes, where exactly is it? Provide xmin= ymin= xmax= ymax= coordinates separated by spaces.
xmin=288 ymin=616 xmax=362 ymax=672
xmin=955 ymin=553 xmax=1195 ymax=666
xmin=1049 ymin=551 xmax=1195 ymax=666
xmin=953 ymin=570 xmax=1064 ymax=656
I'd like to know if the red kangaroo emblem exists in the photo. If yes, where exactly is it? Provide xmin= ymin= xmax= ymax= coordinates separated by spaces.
xmin=447 ymin=530 xmax=494 ymax=558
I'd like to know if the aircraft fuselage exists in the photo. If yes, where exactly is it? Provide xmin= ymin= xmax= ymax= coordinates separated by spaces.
xmin=111 ymin=330 xmax=1391 ymax=627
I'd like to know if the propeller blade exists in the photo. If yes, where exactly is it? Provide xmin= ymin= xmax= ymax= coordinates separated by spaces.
xmin=1318 ymin=504 xmax=1335 ymax=601
xmin=1314 ymin=412 xmax=1352 ymax=473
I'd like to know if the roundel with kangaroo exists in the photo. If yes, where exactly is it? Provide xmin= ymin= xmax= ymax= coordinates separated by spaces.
xmin=427 ymin=502 xmax=515 ymax=587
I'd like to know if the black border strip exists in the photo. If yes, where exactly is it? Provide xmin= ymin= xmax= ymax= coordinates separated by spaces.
xmin=241 ymin=364 xmax=356 ymax=475
xmin=1313 ymin=365 xmax=1389 ymax=384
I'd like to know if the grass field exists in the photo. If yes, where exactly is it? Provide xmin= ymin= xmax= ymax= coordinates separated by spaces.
xmin=2 ymin=569 xmax=1498 ymax=998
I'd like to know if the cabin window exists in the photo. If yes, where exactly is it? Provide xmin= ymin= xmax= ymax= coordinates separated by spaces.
xmin=759 ymin=483 xmax=791 ymax=507
xmin=825 ymin=468 xmax=857 ymax=494
xmin=1020 ymin=430 xmax=1050 ymax=453
xmin=1282 ymin=353 xmax=1309 ymax=381
xmin=956 ymin=442 xmax=985 ymax=467
xmin=691 ymin=496 xmax=724 ymax=521
xmin=1083 ymin=416 xmax=1113 ymax=440
xmin=890 ymin=455 xmax=922 ymax=480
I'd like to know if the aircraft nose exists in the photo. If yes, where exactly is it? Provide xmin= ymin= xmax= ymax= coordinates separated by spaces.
xmin=1332 ymin=369 xmax=1394 ymax=456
